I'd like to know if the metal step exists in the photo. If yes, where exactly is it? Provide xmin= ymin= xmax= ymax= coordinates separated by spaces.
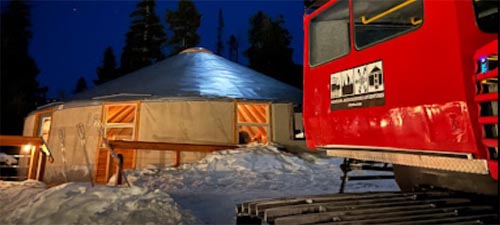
xmin=236 ymin=192 xmax=498 ymax=225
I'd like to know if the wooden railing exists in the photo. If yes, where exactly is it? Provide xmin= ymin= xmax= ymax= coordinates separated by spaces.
xmin=0 ymin=135 xmax=44 ymax=181
xmin=108 ymin=140 xmax=238 ymax=167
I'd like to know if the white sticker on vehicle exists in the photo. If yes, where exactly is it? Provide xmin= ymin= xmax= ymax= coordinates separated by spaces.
xmin=330 ymin=60 xmax=385 ymax=110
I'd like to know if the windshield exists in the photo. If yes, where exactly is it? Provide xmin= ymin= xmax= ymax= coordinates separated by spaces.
xmin=472 ymin=0 xmax=499 ymax=33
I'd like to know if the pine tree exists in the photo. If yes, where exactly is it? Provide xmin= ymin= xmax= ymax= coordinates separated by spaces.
xmin=227 ymin=34 xmax=239 ymax=62
xmin=0 ymin=0 xmax=46 ymax=135
xmin=244 ymin=12 xmax=300 ymax=87
xmin=95 ymin=46 xmax=119 ymax=85
xmin=165 ymin=0 xmax=201 ymax=54
xmin=120 ymin=0 xmax=167 ymax=75
xmin=215 ymin=8 xmax=224 ymax=56
xmin=73 ymin=76 xmax=88 ymax=94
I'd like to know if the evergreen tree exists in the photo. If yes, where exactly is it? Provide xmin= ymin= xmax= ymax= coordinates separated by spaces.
xmin=0 ymin=0 xmax=46 ymax=135
xmin=215 ymin=8 xmax=224 ymax=56
xmin=73 ymin=76 xmax=88 ymax=94
xmin=227 ymin=34 xmax=239 ymax=62
xmin=95 ymin=46 xmax=119 ymax=85
xmin=244 ymin=12 xmax=301 ymax=87
xmin=165 ymin=0 xmax=201 ymax=54
xmin=120 ymin=0 xmax=167 ymax=75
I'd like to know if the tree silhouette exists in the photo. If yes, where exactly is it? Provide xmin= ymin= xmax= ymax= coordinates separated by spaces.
xmin=165 ymin=0 xmax=201 ymax=54
xmin=120 ymin=0 xmax=167 ymax=75
xmin=95 ymin=46 xmax=119 ymax=85
xmin=73 ymin=76 xmax=88 ymax=94
xmin=215 ymin=8 xmax=224 ymax=56
xmin=227 ymin=34 xmax=239 ymax=62
xmin=1 ymin=0 xmax=46 ymax=134
xmin=244 ymin=11 xmax=301 ymax=88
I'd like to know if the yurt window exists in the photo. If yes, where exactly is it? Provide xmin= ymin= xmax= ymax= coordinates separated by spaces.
xmin=36 ymin=114 xmax=52 ymax=142
xmin=103 ymin=104 xmax=137 ymax=141
xmin=236 ymin=103 xmax=271 ymax=144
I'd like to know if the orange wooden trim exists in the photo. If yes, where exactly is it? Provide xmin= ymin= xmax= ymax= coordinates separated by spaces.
xmin=109 ymin=140 xmax=237 ymax=152
xmin=132 ymin=101 xmax=141 ymax=169
xmin=0 ymin=135 xmax=42 ymax=146
xmin=37 ymin=154 xmax=47 ymax=181
xmin=28 ymin=144 xmax=40 ymax=180
xmin=104 ymin=150 xmax=111 ymax=182
xmin=233 ymin=100 xmax=238 ymax=144
xmin=174 ymin=150 xmax=181 ymax=167
xmin=267 ymin=102 xmax=273 ymax=142
xmin=31 ymin=109 xmax=54 ymax=136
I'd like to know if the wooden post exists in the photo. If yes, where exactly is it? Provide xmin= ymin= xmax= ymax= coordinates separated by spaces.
xmin=28 ymin=145 xmax=39 ymax=180
xmin=36 ymin=154 xmax=47 ymax=181
xmin=174 ymin=150 xmax=181 ymax=167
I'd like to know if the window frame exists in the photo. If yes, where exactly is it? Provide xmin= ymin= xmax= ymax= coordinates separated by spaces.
xmin=308 ymin=0 xmax=351 ymax=67
xmin=353 ymin=0 xmax=424 ymax=50
xmin=471 ymin=0 xmax=499 ymax=34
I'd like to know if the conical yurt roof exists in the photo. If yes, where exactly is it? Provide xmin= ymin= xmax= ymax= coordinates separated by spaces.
xmin=70 ymin=48 xmax=302 ymax=104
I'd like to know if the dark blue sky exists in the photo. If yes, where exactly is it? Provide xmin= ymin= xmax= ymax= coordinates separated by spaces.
xmin=23 ymin=0 xmax=304 ymax=98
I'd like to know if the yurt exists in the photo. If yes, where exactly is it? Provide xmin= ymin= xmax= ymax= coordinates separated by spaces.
xmin=22 ymin=48 xmax=306 ymax=184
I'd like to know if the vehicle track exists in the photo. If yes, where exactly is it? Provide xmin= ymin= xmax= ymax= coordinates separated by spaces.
xmin=236 ymin=191 xmax=498 ymax=225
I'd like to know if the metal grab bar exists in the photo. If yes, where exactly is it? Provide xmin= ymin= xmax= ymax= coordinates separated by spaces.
xmin=361 ymin=0 xmax=417 ymax=25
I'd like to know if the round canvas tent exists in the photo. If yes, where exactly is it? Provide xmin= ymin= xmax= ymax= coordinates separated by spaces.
xmin=22 ymin=48 xmax=306 ymax=184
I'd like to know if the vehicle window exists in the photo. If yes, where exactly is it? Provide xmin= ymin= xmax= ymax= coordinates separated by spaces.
xmin=353 ymin=0 xmax=423 ymax=49
xmin=309 ymin=0 xmax=350 ymax=67
xmin=472 ymin=0 xmax=499 ymax=33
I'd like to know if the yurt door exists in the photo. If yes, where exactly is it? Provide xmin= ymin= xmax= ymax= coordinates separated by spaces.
xmin=236 ymin=102 xmax=271 ymax=144
xmin=30 ymin=112 xmax=52 ymax=180
xmin=95 ymin=103 xmax=139 ymax=183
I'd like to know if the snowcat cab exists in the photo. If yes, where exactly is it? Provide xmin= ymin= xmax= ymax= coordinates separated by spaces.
xmin=303 ymin=0 xmax=498 ymax=195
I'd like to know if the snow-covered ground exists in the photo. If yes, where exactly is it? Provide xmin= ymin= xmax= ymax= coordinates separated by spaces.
xmin=0 ymin=144 xmax=398 ymax=224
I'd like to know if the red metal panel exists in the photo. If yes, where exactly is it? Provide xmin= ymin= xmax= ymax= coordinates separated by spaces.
xmin=482 ymin=139 xmax=498 ymax=148
xmin=303 ymin=0 xmax=497 ymax=160
xmin=478 ymin=116 xmax=497 ymax=125
xmin=476 ymin=68 xmax=498 ymax=81
xmin=487 ymin=160 xmax=498 ymax=180
xmin=474 ymin=93 xmax=498 ymax=102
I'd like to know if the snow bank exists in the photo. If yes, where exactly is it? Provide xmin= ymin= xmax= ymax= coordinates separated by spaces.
xmin=0 ymin=182 xmax=198 ymax=225
xmin=1 ymin=145 xmax=398 ymax=224
xmin=127 ymin=144 xmax=398 ymax=224
xmin=130 ymin=145 xmax=397 ymax=194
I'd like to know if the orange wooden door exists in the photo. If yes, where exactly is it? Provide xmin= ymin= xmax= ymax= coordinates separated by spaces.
xmin=95 ymin=103 xmax=138 ymax=184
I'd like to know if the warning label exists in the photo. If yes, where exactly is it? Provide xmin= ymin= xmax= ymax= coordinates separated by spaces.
xmin=330 ymin=61 xmax=385 ymax=110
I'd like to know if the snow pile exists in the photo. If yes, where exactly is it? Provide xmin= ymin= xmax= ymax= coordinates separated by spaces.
xmin=0 ymin=145 xmax=398 ymax=224
xmin=130 ymin=145 xmax=396 ymax=194
xmin=127 ymin=144 xmax=398 ymax=224
xmin=0 ymin=181 xmax=198 ymax=225
xmin=0 ymin=180 xmax=47 ymax=219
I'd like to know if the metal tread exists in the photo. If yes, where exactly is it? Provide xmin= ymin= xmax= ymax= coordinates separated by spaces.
xmin=236 ymin=192 xmax=499 ymax=225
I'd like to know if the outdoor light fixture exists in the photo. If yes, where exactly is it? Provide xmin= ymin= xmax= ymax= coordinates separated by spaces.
xmin=22 ymin=144 xmax=33 ymax=153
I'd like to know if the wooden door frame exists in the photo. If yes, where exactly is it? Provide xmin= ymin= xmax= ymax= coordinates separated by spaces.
xmin=30 ymin=109 xmax=54 ymax=181
xmin=95 ymin=101 xmax=141 ymax=183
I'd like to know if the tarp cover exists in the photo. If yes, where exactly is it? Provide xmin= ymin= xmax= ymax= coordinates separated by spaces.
xmin=70 ymin=51 xmax=302 ymax=104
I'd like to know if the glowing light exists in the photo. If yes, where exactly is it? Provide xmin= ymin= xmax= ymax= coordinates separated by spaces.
xmin=22 ymin=144 xmax=33 ymax=153
xmin=380 ymin=119 xmax=388 ymax=128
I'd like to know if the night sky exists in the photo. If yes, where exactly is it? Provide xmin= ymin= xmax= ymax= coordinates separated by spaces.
xmin=13 ymin=0 xmax=305 ymax=98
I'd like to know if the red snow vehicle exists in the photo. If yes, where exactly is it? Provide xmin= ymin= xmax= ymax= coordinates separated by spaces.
xmin=303 ymin=0 xmax=498 ymax=196
xmin=237 ymin=0 xmax=498 ymax=224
